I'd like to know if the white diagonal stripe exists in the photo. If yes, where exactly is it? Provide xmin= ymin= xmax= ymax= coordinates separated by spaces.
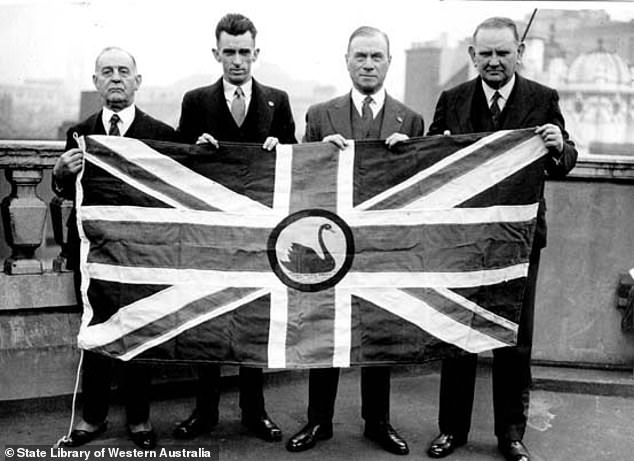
xmin=87 ymin=263 xmax=283 ymax=287
xmin=337 ymin=141 xmax=355 ymax=215
xmin=268 ymin=287 xmax=289 ymax=368
xmin=107 ymin=287 xmax=270 ymax=361
xmin=433 ymin=287 xmax=518 ymax=332
xmin=333 ymin=288 xmax=352 ymax=367
xmin=273 ymin=143 xmax=293 ymax=216
xmin=339 ymin=264 xmax=529 ymax=288
xmin=342 ymin=204 xmax=539 ymax=227
xmin=81 ymin=205 xmax=280 ymax=228
xmin=89 ymin=135 xmax=273 ymax=214
xmin=78 ymin=283 xmax=223 ymax=349
xmin=355 ymin=131 xmax=511 ymax=211
xmin=85 ymin=153 xmax=183 ymax=208
xmin=403 ymin=135 xmax=547 ymax=209
xmin=352 ymin=288 xmax=511 ymax=353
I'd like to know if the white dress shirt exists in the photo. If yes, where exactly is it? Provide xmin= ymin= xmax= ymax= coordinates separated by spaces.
xmin=351 ymin=87 xmax=386 ymax=119
xmin=223 ymin=78 xmax=253 ymax=113
xmin=102 ymin=105 xmax=135 ymax=136
xmin=481 ymin=74 xmax=515 ymax=111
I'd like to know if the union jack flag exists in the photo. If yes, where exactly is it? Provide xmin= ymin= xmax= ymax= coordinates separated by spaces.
xmin=76 ymin=129 xmax=547 ymax=368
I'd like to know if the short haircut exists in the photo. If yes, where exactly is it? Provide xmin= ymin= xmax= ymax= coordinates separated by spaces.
xmin=94 ymin=47 xmax=137 ymax=72
xmin=215 ymin=13 xmax=257 ymax=41
xmin=472 ymin=17 xmax=520 ymax=43
xmin=347 ymin=26 xmax=390 ymax=55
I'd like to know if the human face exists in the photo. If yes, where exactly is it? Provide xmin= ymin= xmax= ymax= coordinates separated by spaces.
xmin=213 ymin=31 xmax=259 ymax=85
xmin=92 ymin=49 xmax=141 ymax=111
xmin=346 ymin=33 xmax=391 ymax=95
xmin=469 ymin=27 xmax=524 ymax=89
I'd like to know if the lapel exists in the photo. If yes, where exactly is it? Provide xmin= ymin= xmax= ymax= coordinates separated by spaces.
xmin=249 ymin=79 xmax=275 ymax=137
xmin=500 ymin=74 xmax=533 ymax=129
xmin=326 ymin=93 xmax=353 ymax=139
xmin=454 ymin=78 xmax=479 ymax=133
xmin=89 ymin=110 xmax=107 ymax=135
xmin=126 ymin=106 xmax=145 ymax=136
xmin=380 ymin=94 xmax=405 ymax=138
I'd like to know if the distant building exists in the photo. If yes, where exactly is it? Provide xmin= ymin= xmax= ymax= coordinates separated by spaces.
xmin=404 ymin=9 xmax=634 ymax=154
xmin=0 ymin=79 xmax=76 ymax=140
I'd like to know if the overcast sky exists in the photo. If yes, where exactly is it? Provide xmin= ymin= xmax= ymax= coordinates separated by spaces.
xmin=2 ymin=0 xmax=634 ymax=97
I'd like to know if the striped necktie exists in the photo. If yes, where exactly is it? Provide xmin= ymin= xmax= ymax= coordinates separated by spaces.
xmin=490 ymin=91 xmax=502 ymax=129
xmin=108 ymin=113 xmax=121 ymax=136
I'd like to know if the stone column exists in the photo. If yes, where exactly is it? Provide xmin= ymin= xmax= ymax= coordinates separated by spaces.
xmin=1 ymin=168 xmax=48 ymax=274
xmin=50 ymin=195 xmax=74 ymax=272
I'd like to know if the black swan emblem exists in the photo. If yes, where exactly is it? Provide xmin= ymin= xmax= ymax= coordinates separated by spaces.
xmin=281 ymin=223 xmax=336 ymax=273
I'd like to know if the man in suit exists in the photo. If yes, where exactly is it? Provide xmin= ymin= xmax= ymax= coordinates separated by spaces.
xmin=425 ymin=17 xmax=577 ymax=461
xmin=286 ymin=26 xmax=424 ymax=455
xmin=173 ymin=13 xmax=296 ymax=443
xmin=54 ymin=47 xmax=175 ymax=449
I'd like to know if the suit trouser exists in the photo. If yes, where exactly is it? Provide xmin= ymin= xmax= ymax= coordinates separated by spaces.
xmin=307 ymin=367 xmax=391 ymax=424
xmin=82 ymin=351 xmax=151 ymax=425
xmin=195 ymin=365 xmax=266 ymax=421
xmin=73 ymin=257 xmax=151 ymax=426
xmin=438 ymin=249 xmax=540 ymax=442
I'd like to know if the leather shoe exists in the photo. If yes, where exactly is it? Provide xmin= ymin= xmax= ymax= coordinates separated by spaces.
xmin=60 ymin=421 xmax=108 ymax=447
xmin=364 ymin=421 xmax=409 ymax=455
xmin=173 ymin=411 xmax=217 ymax=439
xmin=129 ymin=429 xmax=157 ymax=449
xmin=286 ymin=422 xmax=333 ymax=452
xmin=498 ymin=439 xmax=530 ymax=461
xmin=427 ymin=432 xmax=467 ymax=458
xmin=242 ymin=414 xmax=282 ymax=442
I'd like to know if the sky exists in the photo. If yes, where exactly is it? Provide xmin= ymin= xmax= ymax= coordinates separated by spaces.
xmin=2 ymin=0 xmax=634 ymax=98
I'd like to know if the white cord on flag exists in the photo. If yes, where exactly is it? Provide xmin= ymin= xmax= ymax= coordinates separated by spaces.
xmin=54 ymin=349 xmax=84 ymax=447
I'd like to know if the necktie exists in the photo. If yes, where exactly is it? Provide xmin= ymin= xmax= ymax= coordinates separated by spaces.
xmin=362 ymin=95 xmax=374 ymax=124
xmin=231 ymin=87 xmax=246 ymax=127
xmin=490 ymin=91 xmax=502 ymax=129
xmin=108 ymin=113 xmax=121 ymax=136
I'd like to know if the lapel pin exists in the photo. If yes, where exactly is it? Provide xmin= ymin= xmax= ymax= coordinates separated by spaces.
xmin=396 ymin=116 xmax=403 ymax=123
xmin=268 ymin=101 xmax=275 ymax=107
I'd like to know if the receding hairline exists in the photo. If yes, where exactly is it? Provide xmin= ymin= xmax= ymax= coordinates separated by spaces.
xmin=472 ymin=17 xmax=520 ymax=44
xmin=94 ymin=47 xmax=137 ymax=72
xmin=347 ymin=26 xmax=390 ymax=55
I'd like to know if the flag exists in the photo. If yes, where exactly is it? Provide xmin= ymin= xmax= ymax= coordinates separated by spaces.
xmin=76 ymin=129 xmax=547 ymax=368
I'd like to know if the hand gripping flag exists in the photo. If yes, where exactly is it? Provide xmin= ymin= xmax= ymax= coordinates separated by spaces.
xmin=76 ymin=129 xmax=547 ymax=368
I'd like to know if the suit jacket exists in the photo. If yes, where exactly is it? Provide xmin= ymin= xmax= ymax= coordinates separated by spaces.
xmin=427 ymin=74 xmax=578 ymax=248
xmin=58 ymin=106 xmax=176 ymax=198
xmin=56 ymin=106 xmax=176 ymax=269
xmin=177 ymin=77 xmax=297 ymax=144
xmin=303 ymin=92 xmax=424 ymax=142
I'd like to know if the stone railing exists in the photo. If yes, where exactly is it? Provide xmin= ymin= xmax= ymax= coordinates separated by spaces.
xmin=0 ymin=140 xmax=77 ymax=311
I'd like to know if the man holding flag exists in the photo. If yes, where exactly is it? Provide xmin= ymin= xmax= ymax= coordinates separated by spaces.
xmin=425 ymin=17 xmax=577 ymax=461
xmin=286 ymin=25 xmax=424 ymax=455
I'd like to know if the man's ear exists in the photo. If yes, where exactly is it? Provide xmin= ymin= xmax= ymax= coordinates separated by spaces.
xmin=517 ymin=42 xmax=526 ymax=63
xmin=468 ymin=45 xmax=476 ymax=65
xmin=212 ymin=48 xmax=220 ymax=63
xmin=253 ymin=47 xmax=260 ymax=61
xmin=135 ymin=73 xmax=142 ymax=89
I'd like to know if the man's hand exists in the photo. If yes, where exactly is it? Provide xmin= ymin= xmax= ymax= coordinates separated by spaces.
xmin=262 ymin=136 xmax=278 ymax=151
xmin=535 ymin=124 xmax=563 ymax=153
xmin=196 ymin=133 xmax=219 ymax=148
xmin=322 ymin=134 xmax=348 ymax=149
xmin=53 ymin=148 xmax=84 ymax=179
xmin=385 ymin=132 xmax=409 ymax=148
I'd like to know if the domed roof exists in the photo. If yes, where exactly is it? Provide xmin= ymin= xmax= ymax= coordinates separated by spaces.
xmin=567 ymin=41 xmax=631 ymax=85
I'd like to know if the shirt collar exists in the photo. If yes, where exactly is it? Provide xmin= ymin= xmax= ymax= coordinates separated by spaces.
xmin=481 ymin=74 xmax=515 ymax=109
xmin=351 ymin=86 xmax=386 ymax=117
xmin=223 ymin=78 xmax=253 ymax=102
xmin=102 ymin=105 xmax=136 ymax=135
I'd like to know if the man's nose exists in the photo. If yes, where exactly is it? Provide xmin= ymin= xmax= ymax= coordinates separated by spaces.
xmin=489 ymin=54 xmax=500 ymax=66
